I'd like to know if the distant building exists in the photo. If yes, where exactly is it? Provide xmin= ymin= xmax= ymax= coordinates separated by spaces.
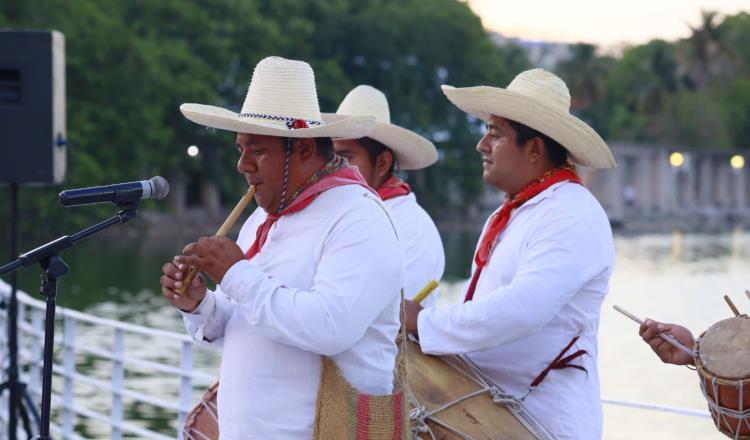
xmin=477 ymin=144 xmax=750 ymax=230
xmin=488 ymin=31 xmax=572 ymax=69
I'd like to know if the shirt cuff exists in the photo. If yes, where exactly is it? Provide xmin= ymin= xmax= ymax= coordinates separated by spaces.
xmin=180 ymin=291 xmax=216 ymax=341
xmin=416 ymin=306 xmax=437 ymax=353
xmin=219 ymin=259 xmax=265 ymax=303
xmin=181 ymin=289 xmax=215 ymax=318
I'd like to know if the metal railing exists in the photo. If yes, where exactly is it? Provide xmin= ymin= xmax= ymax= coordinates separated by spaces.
xmin=0 ymin=280 xmax=217 ymax=439
xmin=0 ymin=280 xmax=710 ymax=439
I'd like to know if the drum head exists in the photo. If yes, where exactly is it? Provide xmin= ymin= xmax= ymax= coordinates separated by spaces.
xmin=698 ymin=317 xmax=750 ymax=379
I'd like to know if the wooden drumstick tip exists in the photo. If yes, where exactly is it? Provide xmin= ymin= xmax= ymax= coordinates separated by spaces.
xmin=412 ymin=279 xmax=439 ymax=305
xmin=612 ymin=305 xmax=643 ymax=325
xmin=613 ymin=304 xmax=696 ymax=358
xmin=724 ymin=295 xmax=741 ymax=317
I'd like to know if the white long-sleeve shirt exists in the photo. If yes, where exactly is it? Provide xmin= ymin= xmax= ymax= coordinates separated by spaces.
xmin=383 ymin=192 xmax=444 ymax=307
xmin=182 ymin=184 xmax=403 ymax=440
xmin=417 ymin=181 xmax=615 ymax=440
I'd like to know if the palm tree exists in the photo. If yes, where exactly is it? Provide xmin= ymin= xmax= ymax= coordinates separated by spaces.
xmin=684 ymin=10 xmax=730 ymax=89
xmin=556 ymin=43 xmax=610 ymax=110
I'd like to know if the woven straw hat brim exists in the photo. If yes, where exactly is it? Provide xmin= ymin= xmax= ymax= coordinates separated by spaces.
xmin=181 ymin=103 xmax=376 ymax=139
xmin=441 ymin=85 xmax=616 ymax=169
xmin=323 ymin=113 xmax=438 ymax=170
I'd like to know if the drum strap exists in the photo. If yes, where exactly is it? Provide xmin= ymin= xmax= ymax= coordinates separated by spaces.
xmin=529 ymin=336 xmax=587 ymax=389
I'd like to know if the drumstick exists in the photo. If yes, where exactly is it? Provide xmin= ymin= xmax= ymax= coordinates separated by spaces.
xmin=176 ymin=186 xmax=256 ymax=295
xmin=612 ymin=305 xmax=696 ymax=358
xmin=745 ymin=290 xmax=750 ymax=302
xmin=412 ymin=279 xmax=439 ymax=304
xmin=724 ymin=295 xmax=741 ymax=317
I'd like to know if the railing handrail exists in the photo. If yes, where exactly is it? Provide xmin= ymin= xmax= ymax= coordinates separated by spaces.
xmin=0 ymin=279 xmax=214 ymax=439
xmin=601 ymin=397 xmax=710 ymax=418
xmin=0 ymin=280 xmax=713 ymax=439
xmin=12 ymin=287 xmax=195 ymax=342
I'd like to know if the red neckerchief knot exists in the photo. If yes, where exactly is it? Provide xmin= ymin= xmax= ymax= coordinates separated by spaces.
xmin=376 ymin=175 xmax=411 ymax=201
xmin=463 ymin=164 xmax=582 ymax=302
xmin=244 ymin=156 xmax=372 ymax=260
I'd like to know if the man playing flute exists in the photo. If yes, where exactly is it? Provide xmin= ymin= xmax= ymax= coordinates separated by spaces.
xmin=160 ymin=56 xmax=403 ymax=439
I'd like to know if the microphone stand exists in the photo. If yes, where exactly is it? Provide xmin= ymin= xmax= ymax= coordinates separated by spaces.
xmin=0 ymin=200 xmax=140 ymax=440
xmin=0 ymin=183 xmax=39 ymax=439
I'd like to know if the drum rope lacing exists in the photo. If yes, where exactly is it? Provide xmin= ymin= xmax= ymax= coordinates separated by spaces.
xmin=699 ymin=375 xmax=750 ymax=440
xmin=184 ymin=395 xmax=218 ymax=440
xmin=406 ymin=335 xmax=532 ymax=440
xmin=407 ymin=333 xmax=586 ymax=439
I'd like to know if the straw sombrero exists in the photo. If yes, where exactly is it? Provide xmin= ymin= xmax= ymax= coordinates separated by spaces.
xmin=180 ymin=57 xmax=376 ymax=138
xmin=442 ymin=69 xmax=616 ymax=169
xmin=323 ymin=85 xmax=438 ymax=170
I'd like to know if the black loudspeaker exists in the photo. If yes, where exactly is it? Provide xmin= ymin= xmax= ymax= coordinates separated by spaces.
xmin=0 ymin=30 xmax=66 ymax=185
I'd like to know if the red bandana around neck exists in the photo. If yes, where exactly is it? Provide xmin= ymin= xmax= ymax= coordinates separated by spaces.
xmin=376 ymin=175 xmax=411 ymax=201
xmin=463 ymin=165 xmax=582 ymax=302
xmin=244 ymin=158 xmax=372 ymax=260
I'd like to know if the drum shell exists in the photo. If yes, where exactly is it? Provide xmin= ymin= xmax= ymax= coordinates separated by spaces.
xmin=183 ymin=382 xmax=219 ymax=440
xmin=696 ymin=319 xmax=750 ymax=440
xmin=406 ymin=339 xmax=540 ymax=439
xmin=183 ymin=343 xmax=548 ymax=440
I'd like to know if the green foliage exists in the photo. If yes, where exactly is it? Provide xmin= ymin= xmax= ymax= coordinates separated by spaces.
xmin=2 ymin=1 xmax=749 ymax=239
xmin=553 ymin=11 xmax=750 ymax=151
xmin=720 ymin=79 xmax=750 ymax=148
xmin=0 ymin=0 xmax=527 ymax=237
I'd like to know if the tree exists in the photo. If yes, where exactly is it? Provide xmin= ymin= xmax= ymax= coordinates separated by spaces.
xmin=605 ymin=39 xmax=680 ymax=141
xmin=0 ymin=0 xmax=530 ymax=236
xmin=683 ymin=10 xmax=731 ymax=90
xmin=555 ymin=43 xmax=616 ymax=137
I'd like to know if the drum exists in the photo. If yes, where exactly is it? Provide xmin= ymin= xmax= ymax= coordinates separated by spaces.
xmin=695 ymin=317 xmax=750 ymax=439
xmin=182 ymin=342 xmax=553 ymax=440
xmin=405 ymin=338 xmax=551 ymax=439
xmin=183 ymin=382 xmax=219 ymax=440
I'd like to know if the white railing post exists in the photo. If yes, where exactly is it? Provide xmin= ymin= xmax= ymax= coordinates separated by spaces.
xmin=111 ymin=328 xmax=125 ymax=440
xmin=0 ymin=302 xmax=7 ymax=427
xmin=17 ymin=302 xmax=26 ymax=361
xmin=177 ymin=341 xmax=193 ymax=439
xmin=3 ymin=284 xmax=218 ymax=440
xmin=29 ymin=308 xmax=44 ymax=395
xmin=62 ymin=315 xmax=77 ymax=438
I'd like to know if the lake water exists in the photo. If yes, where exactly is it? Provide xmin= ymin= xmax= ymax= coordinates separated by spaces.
xmin=3 ymin=228 xmax=746 ymax=439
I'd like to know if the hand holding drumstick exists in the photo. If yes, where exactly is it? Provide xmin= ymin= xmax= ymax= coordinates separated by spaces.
xmin=403 ymin=279 xmax=439 ymax=335
xmin=639 ymin=319 xmax=696 ymax=366
xmin=614 ymin=305 xmax=696 ymax=366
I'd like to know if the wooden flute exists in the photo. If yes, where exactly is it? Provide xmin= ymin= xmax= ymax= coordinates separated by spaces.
xmin=175 ymin=186 xmax=256 ymax=295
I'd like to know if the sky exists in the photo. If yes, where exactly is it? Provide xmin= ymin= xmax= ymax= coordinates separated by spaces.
xmin=466 ymin=0 xmax=749 ymax=48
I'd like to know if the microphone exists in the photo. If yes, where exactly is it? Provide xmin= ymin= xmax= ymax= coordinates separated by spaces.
xmin=59 ymin=176 xmax=170 ymax=207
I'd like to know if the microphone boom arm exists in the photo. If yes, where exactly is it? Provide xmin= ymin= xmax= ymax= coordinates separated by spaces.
xmin=1 ymin=204 xmax=139 ymax=276
xmin=0 ymin=203 xmax=141 ymax=440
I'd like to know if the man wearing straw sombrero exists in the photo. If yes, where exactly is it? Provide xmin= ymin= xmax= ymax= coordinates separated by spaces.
xmin=160 ymin=57 xmax=405 ymax=439
xmin=325 ymin=85 xmax=445 ymax=307
xmin=404 ymin=69 xmax=617 ymax=439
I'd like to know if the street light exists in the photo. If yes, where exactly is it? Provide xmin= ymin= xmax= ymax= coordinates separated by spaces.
xmin=187 ymin=145 xmax=200 ymax=157
xmin=730 ymin=154 xmax=745 ymax=170
xmin=669 ymin=151 xmax=685 ymax=168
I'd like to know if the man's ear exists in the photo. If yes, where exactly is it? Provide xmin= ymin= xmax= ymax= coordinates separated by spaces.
xmin=293 ymin=138 xmax=317 ymax=161
xmin=526 ymin=137 xmax=545 ymax=164
xmin=375 ymin=149 xmax=394 ymax=180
